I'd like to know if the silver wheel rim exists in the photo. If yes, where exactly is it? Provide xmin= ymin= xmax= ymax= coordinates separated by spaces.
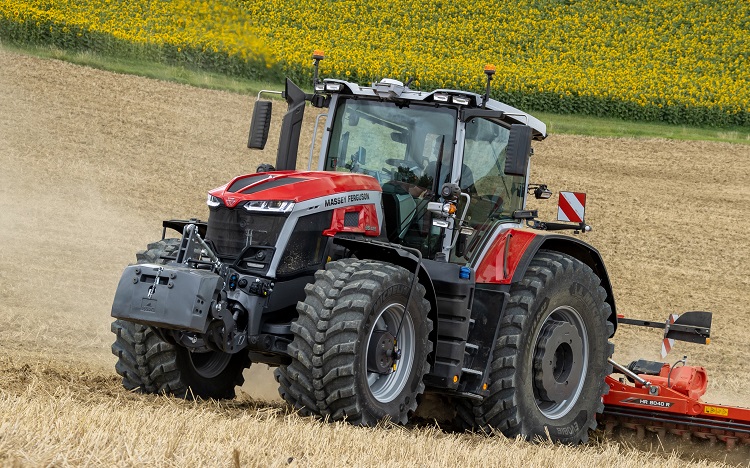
xmin=189 ymin=350 xmax=232 ymax=379
xmin=532 ymin=305 xmax=589 ymax=420
xmin=365 ymin=302 xmax=415 ymax=403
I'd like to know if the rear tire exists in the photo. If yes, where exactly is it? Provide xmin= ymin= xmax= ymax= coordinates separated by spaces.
xmin=111 ymin=238 xmax=249 ymax=399
xmin=474 ymin=250 xmax=614 ymax=443
xmin=276 ymin=259 xmax=433 ymax=425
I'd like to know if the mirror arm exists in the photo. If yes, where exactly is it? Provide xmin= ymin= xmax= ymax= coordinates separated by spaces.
xmin=528 ymin=219 xmax=592 ymax=234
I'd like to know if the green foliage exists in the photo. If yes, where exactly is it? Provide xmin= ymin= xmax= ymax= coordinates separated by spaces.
xmin=1 ymin=0 xmax=747 ymax=127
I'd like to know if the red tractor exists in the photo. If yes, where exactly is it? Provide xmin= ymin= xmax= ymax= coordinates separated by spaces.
xmin=111 ymin=55 xmax=749 ymax=446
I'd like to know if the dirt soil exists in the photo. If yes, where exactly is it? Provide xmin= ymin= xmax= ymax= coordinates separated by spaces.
xmin=1 ymin=48 xmax=748 ymax=466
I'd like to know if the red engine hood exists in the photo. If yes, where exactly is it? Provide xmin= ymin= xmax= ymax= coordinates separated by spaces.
xmin=208 ymin=171 xmax=382 ymax=208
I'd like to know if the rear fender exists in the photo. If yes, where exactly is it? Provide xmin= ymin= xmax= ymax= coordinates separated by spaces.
xmin=474 ymin=230 xmax=617 ymax=335
xmin=520 ymin=235 xmax=618 ymax=334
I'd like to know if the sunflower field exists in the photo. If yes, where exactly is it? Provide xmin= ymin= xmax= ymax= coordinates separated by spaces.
xmin=1 ymin=0 xmax=747 ymax=126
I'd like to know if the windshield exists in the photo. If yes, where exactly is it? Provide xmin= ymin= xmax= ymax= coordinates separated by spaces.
xmin=324 ymin=98 xmax=456 ymax=191
xmin=324 ymin=98 xmax=457 ymax=258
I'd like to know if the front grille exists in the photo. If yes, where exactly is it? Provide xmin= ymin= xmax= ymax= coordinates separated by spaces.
xmin=206 ymin=206 xmax=287 ymax=258
xmin=277 ymin=211 xmax=333 ymax=276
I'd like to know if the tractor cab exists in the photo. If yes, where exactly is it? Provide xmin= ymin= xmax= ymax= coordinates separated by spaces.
xmin=323 ymin=96 xmax=455 ymax=257
xmin=249 ymin=60 xmax=547 ymax=265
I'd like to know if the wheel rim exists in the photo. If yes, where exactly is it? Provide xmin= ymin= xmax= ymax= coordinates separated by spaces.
xmin=365 ymin=302 xmax=415 ymax=403
xmin=188 ymin=350 xmax=232 ymax=379
xmin=532 ymin=305 xmax=589 ymax=419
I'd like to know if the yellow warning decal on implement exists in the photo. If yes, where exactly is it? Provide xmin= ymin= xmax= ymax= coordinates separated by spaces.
xmin=704 ymin=406 xmax=729 ymax=416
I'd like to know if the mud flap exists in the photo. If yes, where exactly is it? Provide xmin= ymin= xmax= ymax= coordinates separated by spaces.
xmin=111 ymin=263 xmax=221 ymax=333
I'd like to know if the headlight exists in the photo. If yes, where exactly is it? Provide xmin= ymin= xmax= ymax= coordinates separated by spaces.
xmin=242 ymin=200 xmax=295 ymax=213
xmin=325 ymin=83 xmax=343 ymax=92
xmin=206 ymin=194 xmax=222 ymax=207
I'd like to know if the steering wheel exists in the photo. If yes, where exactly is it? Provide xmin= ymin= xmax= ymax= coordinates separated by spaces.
xmin=385 ymin=158 xmax=422 ymax=176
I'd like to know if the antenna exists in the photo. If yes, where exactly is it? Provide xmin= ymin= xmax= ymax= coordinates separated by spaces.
xmin=312 ymin=50 xmax=325 ymax=89
xmin=483 ymin=64 xmax=495 ymax=109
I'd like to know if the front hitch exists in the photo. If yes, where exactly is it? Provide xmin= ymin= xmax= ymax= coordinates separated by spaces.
xmin=176 ymin=223 xmax=227 ymax=274
xmin=111 ymin=224 xmax=249 ymax=353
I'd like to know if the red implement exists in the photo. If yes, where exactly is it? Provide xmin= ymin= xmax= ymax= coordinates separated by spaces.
xmin=601 ymin=362 xmax=750 ymax=449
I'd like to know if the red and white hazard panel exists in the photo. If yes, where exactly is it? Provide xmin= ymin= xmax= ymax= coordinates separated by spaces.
xmin=557 ymin=192 xmax=587 ymax=223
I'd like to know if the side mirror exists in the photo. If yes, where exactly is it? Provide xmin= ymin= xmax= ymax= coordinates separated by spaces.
xmin=248 ymin=101 xmax=272 ymax=149
xmin=533 ymin=184 xmax=552 ymax=199
xmin=504 ymin=124 xmax=532 ymax=176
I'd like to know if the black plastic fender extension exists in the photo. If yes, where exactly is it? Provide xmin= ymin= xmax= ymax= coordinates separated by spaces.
xmin=161 ymin=218 xmax=207 ymax=239
xmin=512 ymin=234 xmax=618 ymax=334
xmin=332 ymin=237 xmax=492 ymax=391
xmin=332 ymin=237 xmax=439 ymax=330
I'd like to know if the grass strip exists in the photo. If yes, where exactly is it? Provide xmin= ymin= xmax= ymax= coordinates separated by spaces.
xmin=3 ymin=41 xmax=748 ymax=145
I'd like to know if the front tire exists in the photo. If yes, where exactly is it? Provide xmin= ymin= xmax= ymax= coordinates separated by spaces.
xmin=276 ymin=259 xmax=433 ymax=425
xmin=475 ymin=250 xmax=614 ymax=443
xmin=112 ymin=320 xmax=248 ymax=398
xmin=111 ymin=238 xmax=249 ymax=399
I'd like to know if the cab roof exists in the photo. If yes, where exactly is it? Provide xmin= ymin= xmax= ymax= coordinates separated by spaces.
xmin=323 ymin=78 xmax=547 ymax=140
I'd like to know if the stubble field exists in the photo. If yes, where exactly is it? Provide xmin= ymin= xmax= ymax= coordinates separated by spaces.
xmin=1 ymin=48 xmax=749 ymax=466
